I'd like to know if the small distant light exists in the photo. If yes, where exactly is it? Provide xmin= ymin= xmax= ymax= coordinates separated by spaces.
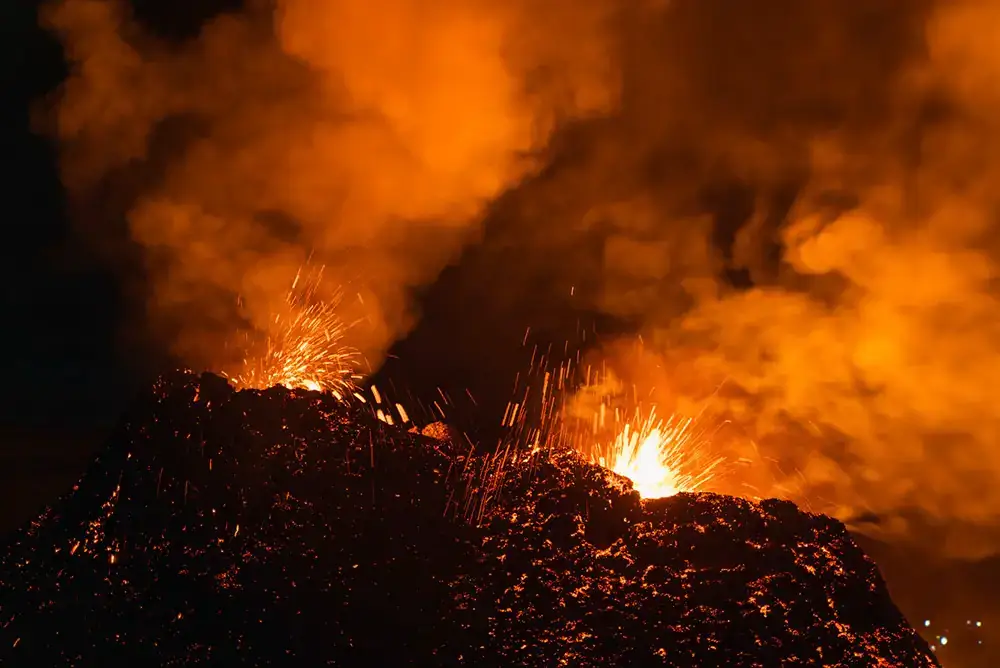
xmin=940 ymin=636 xmax=948 ymax=646
xmin=924 ymin=620 xmax=931 ymax=627
xmin=977 ymin=621 xmax=983 ymax=627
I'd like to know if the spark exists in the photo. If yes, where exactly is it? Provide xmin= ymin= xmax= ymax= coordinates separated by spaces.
xmin=504 ymin=341 xmax=724 ymax=500
xmin=591 ymin=407 xmax=723 ymax=499
xmin=462 ymin=334 xmax=727 ymax=523
xmin=226 ymin=266 xmax=360 ymax=398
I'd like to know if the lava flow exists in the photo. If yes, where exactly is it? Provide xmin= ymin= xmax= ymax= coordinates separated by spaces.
xmin=225 ymin=267 xmax=360 ymax=399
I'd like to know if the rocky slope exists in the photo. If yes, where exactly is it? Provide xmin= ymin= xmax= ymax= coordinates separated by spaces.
xmin=0 ymin=371 xmax=938 ymax=666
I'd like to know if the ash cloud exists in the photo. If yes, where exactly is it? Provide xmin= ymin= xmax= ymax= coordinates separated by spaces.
xmin=41 ymin=0 xmax=619 ymax=368
xmin=43 ymin=0 xmax=1000 ymax=557
xmin=503 ymin=0 xmax=1000 ymax=558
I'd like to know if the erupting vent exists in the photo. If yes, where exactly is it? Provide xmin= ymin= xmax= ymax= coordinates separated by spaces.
xmin=0 ymin=372 xmax=938 ymax=666
xmin=591 ymin=408 xmax=722 ymax=499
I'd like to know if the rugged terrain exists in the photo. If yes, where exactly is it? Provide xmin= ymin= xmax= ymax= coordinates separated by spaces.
xmin=0 ymin=371 xmax=938 ymax=666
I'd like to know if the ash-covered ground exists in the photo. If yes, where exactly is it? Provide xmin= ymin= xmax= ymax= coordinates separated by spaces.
xmin=0 ymin=371 xmax=938 ymax=666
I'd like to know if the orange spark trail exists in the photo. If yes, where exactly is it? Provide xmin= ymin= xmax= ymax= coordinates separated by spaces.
xmin=495 ymin=337 xmax=726 ymax=501
xmin=592 ymin=407 xmax=723 ymax=499
xmin=226 ymin=267 xmax=360 ymax=399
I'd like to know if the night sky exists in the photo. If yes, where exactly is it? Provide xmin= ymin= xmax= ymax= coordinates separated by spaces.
xmin=2 ymin=2 xmax=141 ymax=429
xmin=2 ymin=2 xmax=998 ymax=666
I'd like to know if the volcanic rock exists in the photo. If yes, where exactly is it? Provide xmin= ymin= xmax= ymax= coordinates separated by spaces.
xmin=0 ymin=371 xmax=938 ymax=666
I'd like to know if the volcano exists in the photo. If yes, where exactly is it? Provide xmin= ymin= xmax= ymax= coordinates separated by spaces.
xmin=0 ymin=371 xmax=938 ymax=666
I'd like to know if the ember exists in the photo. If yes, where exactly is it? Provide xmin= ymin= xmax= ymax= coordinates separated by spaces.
xmin=594 ymin=407 xmax=721 ymax=499
xmin=225 ymin=267 xmax=360 ymax=399
xmin=501 ymin=345 xmax=724 ymax=500
xmin=0 ymin=372 xmax=939 ymax=666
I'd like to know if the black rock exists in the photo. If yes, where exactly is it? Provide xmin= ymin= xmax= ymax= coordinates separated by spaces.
xmin=0 ymin=371 xmax=939 ymax=666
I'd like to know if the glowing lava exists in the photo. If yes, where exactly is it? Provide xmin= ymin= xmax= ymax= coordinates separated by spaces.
xmin=227 ymin=267 xmax=360 ymax=399
xmin=594 ymin=408 xmax=722 ymax=499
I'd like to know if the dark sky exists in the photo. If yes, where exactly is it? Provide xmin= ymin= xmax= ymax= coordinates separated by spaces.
xmin=0 ymin=0 xmax=249 ymax=428
xmin=1 ymin=2 xmax=127 ymax=428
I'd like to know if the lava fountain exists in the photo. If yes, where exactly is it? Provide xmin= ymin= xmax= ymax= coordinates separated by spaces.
xmin=498 ymin=339 xmax=726 ymax=500
xmin=225 ymin=267 xmax=361 ymax=399
xmin=593 ymin=407 xmax=723 ymax=499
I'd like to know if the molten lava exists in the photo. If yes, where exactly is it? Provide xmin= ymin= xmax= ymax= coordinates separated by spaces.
xmin=226 ymin=267 xmax=359 ymax=399
xmin=498 ymin=341 xmax=725 ymax=500
xmin=592 ymin=408 xmax=723 ymax=499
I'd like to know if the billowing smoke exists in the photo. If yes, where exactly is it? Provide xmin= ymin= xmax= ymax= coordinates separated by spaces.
xmin=41 ymin=0 xmax=618 ymax=367
xmin=43 ymin=0 xmax=1000 ymax=557
xmin=507 ymin=0 xmax=1000 ymax=558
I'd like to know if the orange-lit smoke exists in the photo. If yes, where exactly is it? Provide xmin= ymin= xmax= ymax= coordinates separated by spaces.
xmin=41 ymin=0 xmax=618 ymax=369
xmin=535 ymin=1 xmax=1000 ymax=558
xmin=44 ymin=0 xmax=1000 ymax=558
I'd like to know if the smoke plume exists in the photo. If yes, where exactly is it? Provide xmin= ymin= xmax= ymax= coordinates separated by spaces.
xmin=511 ymin=0 xmax=1000 ymax=558
xmin=43 ymin=0 xmax=1000 ymax=556
xmin=41 ymin=0 xmax=618 ymax=366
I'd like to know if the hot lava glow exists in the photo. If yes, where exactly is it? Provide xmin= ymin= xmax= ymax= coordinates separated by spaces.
xmin=226 ymin=268 xmax=360 ymax=399
xmin=497 ymin=338 xmax=725 ymax=501
xmin=594 ymin=408 xmax=722 ymax=499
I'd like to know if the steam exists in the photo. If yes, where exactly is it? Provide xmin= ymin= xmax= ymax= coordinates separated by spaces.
xmin=43 ymin=0 xmax=1000 ymax=556
xmin=42 ymin=0 xmax=618 ymax=366
xmin=540 ymin=0 xmax=1000 ymax=558
xmin=679 ymin=1 xmax=1000 ymax=558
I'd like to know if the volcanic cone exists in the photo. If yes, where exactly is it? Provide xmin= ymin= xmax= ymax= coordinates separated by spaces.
xmin=0 ymin=371 xmax=938 ymax=666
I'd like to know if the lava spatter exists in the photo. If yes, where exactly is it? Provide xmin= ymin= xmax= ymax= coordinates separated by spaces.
xmin=225 ymin=266 xmax=360 ymax=400
xmin=0 ymin=371 xmax=938 ymax=666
